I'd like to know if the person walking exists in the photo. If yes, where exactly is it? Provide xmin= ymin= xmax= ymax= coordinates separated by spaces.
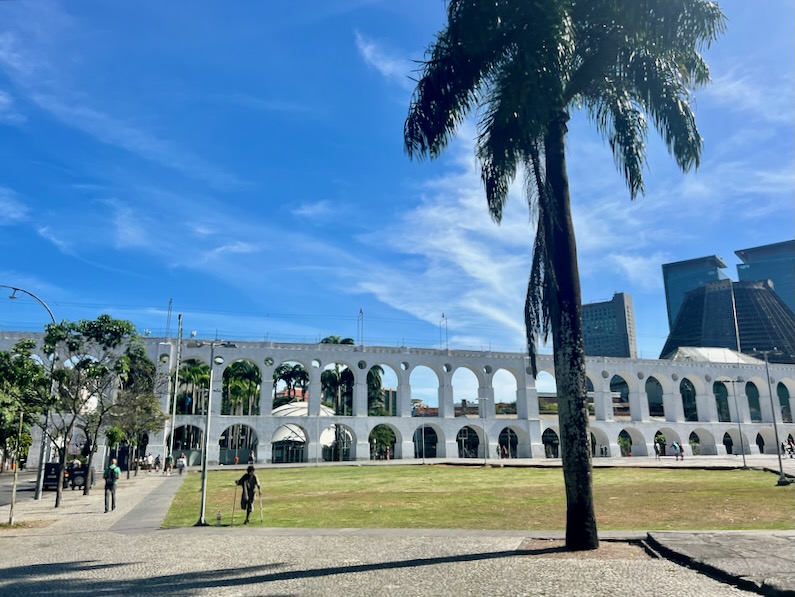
xmin=176 ymin=453 xmax=187 ymax=475
xmin=103 ymin=457 xmax=121 ymax=513
xmin=236 ymin=465 xmax=261 ymax=525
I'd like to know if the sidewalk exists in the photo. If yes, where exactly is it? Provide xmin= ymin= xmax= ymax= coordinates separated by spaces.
xmin=0 ymin=461 xmax=792 ymax=596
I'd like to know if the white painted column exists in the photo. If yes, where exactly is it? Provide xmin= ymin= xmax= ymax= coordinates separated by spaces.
xmin=397 ymin=381 xmax=411 ymax=417
xmin=353 ymin=379 xmax=368 ymax=416
xmin=307 ymin=366 xmax=322 ymax=416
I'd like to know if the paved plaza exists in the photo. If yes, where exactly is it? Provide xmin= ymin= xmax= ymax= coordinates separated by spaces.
xmin=0 ymin=455 xmax=793 ymax=596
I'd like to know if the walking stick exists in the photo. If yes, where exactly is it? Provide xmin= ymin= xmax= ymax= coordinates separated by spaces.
xmin=259 ymin=490 xmax=263 ymax=523
xmin=231 ymin=482 xmax=237 ymax=527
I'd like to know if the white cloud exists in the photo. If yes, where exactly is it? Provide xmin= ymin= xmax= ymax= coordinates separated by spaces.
xmin=37 ymin=226 xmax=73 ymax=255
xmin=0 ymin=187 xmax=29 ymax=223
xmin=355 ymin=31 xmax=414 ymax=89
xmin=291 ymin=200 xmax=335 ymax=220
xmin=0 ymin=90 xmax=24 ymax=124
xmin=703 ymin=70 xmax=794 ymax=124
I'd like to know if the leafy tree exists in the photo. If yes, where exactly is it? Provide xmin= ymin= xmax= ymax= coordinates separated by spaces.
xmin=320 ymin=336 xmax=354 ymax=415
xmin=178 ymin=359 xmax=210 ymax=415
xmin=367 ymin=365 xmax=386 ymax=415
xmin=43 ymin=315 xmax=139 ymax=505
xmin=0 ymin=340 xmax=49 ymax=471
xmin=404 ymin=0 xmax=724 ymax=550
xmin=110 ymin=390 xmax=166 ymax=478
xmin=223 ymin=361 xmax=261 ymax=415
xmin=105 ymin=426 xmax=125 ymax=459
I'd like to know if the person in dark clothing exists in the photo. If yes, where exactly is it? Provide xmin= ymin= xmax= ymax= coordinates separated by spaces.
xmin=103 ymin=458 xmax=121 ymax=513
xmin=236 ymin=465 xmax=261 ymax=525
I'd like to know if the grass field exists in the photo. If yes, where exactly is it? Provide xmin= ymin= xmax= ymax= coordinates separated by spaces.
xmin=162 ymin=465 xmax=794 ymax=530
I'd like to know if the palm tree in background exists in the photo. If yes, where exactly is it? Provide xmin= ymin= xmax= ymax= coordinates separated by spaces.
xmin=405 ymin=0 xmax=724 ymax=550
xmin=179 ymin=358 xmax=210 ymax=416
xmin=320 ymin=336 xmax=355 ymax=415
xmin=367 ymin=365 xmax=386 ymax=415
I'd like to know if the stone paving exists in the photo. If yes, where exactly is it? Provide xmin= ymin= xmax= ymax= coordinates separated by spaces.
xmin=0 ymin=456 xmax=792 ymax=596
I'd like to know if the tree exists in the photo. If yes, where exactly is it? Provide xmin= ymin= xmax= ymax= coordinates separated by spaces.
xmin=367 ymin=365 xmax=386 ymax=415
xmin=404 ymin=0 xmax=724 ymax=550
xmin=0 ymin=340 xmax=49 ymax=472
xmin=178 ymin=359 xmax=210 ymax=415
xmin=320 ymin=336 xmax=354 ymax=415
xmin=43 ymin=315 xmax=138 ymax=506
xmin=110 ymin=390 xmax=167 ymax=478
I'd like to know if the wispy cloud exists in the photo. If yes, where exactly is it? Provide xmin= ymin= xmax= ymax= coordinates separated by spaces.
xmin=703 ymin=70 xmax=794 ymax=124
xmin=291 ymin=200 xmax=336 ymax=220
xmin=0 ymin=187 xmax=29 ymax=223
xmin=37 ymin=226 xmax=74 ymax=255
xmin=355 ymin=31 xmax=414 ymax=90
xmin=0 ymin=90 xmax=25 ymax=124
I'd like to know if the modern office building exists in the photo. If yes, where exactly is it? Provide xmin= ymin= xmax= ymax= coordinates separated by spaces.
xmin=582 ymin=292 xmax=637 ymax=358
xmin=736 ymin=240 xmax=795 ymax=314
xmin=660 ymin=279 xmax=795 ymax=364
xmin=662 ymin=255 xmax=729 ymax=330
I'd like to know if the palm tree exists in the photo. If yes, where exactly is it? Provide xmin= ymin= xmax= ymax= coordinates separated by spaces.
xmin=367 ymin=365 xmax=386 ymax=415
xmin=320 ymin=336 xmax=355 ymax=415
xmin=179 ymin=359 xmax=210 ymax=415
xmin=404 ymin=0 xmax=724 ymax=550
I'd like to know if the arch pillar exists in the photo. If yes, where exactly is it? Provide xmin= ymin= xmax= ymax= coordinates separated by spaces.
xmin=696 ymin=391 xmax=715 ymax=422
xmin=397 ymin=381 xmax=412 ymax=417
xmin=307 ymin=367 xmax=322 ymax=416
xmin=593 ymin=385 xmax=612 ymax=421
xmin=353 ymin=379 xmax=367 ymax=416
xmin=260 ymin=379 xmax=274 ymax=415
xmin=438 ymin=382 xmax=454 ymax=418
xmin=663 ymin=392 xmax=683 ymax=422
xmin=628 ymin=388 xmax=648 ymax=422
xmin=517 ymin=384 xmax=537 ymax=419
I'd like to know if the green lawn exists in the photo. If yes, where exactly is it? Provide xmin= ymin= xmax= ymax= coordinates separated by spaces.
xmin=163 ymin=465 xmax=794 ymax=531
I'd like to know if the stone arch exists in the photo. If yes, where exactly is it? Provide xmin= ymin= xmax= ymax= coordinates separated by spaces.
xmin=493 ymin=368 xmax=518 ymax=418
xmin=646 ymin=376 xmax=664 ymax=417
xmin=272 ymin=359 xmax=311 ymax=409
xmin=680 ymin=377 xmax=698 ymax=421
xmin=366 ymin=363 xmax=399 ymax=416
xmin=221 ymin=359 xmax=262 ymax=416
xmin=271 ymin=423 xmax=310 ymax=463
xmin=218 ymin=424 xmax=259 ymax=465
xmin=456 ymin=425 xmax=480 ymax=458
xmin=610 ymin=374 xmax=630 ymax=418
xmin=451 ymin=366 xmax=479 ymax=418
xmin=755 ymin=427 xmax=778 ymax=454
xmin=712 ymin=381 xmax=731 ymax=422
xmin=745 ymin=381 xmax=762 ymax=422
xmin=590 ymin=426 xmax=611 ymax=457
xmin=368 ymin=423 xmax=398 ymax=459
xmin=618 ymin=427 xmax=647 ymax=457
xmin=722 ymin=427 xmax=749 ymax=456
xmin=777 ymin=382 xmax=792 ymax=423
xmin=689 ymin=428 xmax=717 ymax=455
xmin=320 ymin=357 xmax=358 ymax=416
xmin=409 ymin=366 xmax=441 ymax=412
xmin=413 ymin=423 xmax=441 ymax=459
xmin=497 ymin=425 xmax=525 ymax=458
xmin=542 ymin=427 xmax=559 ymax=458
xmin=176 ymin=357 xmax=210 ymax=416
xmin=167 ymin=424 xmax=203 ymax=466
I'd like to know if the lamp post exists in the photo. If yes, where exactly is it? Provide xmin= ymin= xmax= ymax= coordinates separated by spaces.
xmin=1 ymin=285 xmax=58 ymax=501
xmin=168 ymin=315 xmax=184 ymax=464
xmin=187 ymin=340 xmax=235 ymax=526
xmin=724 ymin=378 xmax=747 ymax=469
xmin=754 ymin=348 xmax=791 ymax=486
xmin=479 ymin=397 xmax=489 ymax=465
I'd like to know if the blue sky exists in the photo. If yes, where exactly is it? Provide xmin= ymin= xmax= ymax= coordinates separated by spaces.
xmin=0 ymin=0 xmax=793 ymax=361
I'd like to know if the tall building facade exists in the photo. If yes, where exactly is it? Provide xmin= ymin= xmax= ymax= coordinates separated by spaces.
xmin=660 ymin=279 xmax=795 ymax=364
xmin=735 ymin=240 xmax=795 ymax=314
xmin=582 ymin=292 xmax=637 ymax=358
xmin=662 ymin=255 xmax=729 ymax=330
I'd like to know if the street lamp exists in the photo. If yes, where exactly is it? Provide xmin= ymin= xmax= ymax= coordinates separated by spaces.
xmin=0 ymin=285 xmax=57 ymax=501
xmin=723 ymin=378 xmax=747 ymax=469
xmin=754 ymin=348 xmax=792 ymax=486
xmin=187 ymin=340 xmax=236 ymax=526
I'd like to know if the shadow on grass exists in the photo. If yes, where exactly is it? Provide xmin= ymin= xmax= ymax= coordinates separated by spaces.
xmin=0 ymin=547 xmax=567 ymax=595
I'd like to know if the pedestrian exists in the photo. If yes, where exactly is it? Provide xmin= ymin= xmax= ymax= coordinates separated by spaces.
xmin=103 ymin=457 xmax=121 ymax=513
xmin=177 ymin=453 xmax=187 ymax=475
xmin=672 ymin=442 xmax=680 ymax=461
xmin=653 ymin=442 xmax=660 ymax=460
xmin=248 ymin=450 xmax=255 ymax=465
xmin=236 ymin=465 xmax=261 ymax=525
xmin=155 ymin=455 xmax=161 ymax=471
xmin=164 ymin=453 xmax=173 ymax=475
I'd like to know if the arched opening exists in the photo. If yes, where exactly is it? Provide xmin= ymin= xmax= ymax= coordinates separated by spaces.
xmin=219 ymin=424 xmax=258 ymax=465
xmin=688 ymin=431 xmax=701 ymax=455
xmin=778 ymin=383 xmax=792 ymax=423
xmin=456 ymin=426 xmax=479 ymax=458
xmin=222 ymin=360 xmax=261 ymax=415
xmin=452 ymin=367 xmax=479 ymax=420
xmin=167 ymin=425 xmax=203 ymax=466
xmin=618 ymin=429 xmax=632 ymax=456
xmin=413 ymin=425 xmax=438 ymax=458
xmin=646 ymin=376 xmax=664 ymax=417
xmin=610 ymin=375 xmax=630 ymax=419
xmin=409 ymin=366 xmax=440 ymax=413
xmin=369 ymin=424 xmax=396 ymax=460
xmin=271 ymin=424 xmax=308 ymax=463
xmin=176 ymin=358 xmax=209 ymax=416
xmin=746 ymin=382 xmax=762 ymax=422
xmin=368 ymin=364 xmax=398 ymax=416
xmin=680 ymin=378 xmax=698 ymax=422
xmin=498 ymin=427 xmax=518 ymax=458
xmin=272 ymin=361 xmax=309 ymax=409
xmin=712 ymin=382 xmax=731 ymax=422
xmin=493 ymin=369 xmax=518 ymax=418
xmin=542 ymin=428 xmax=559 ymax=458
xmin=321 ymin=360 xmax=354 ymax=416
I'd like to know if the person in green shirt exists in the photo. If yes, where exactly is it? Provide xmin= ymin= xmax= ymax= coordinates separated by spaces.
xmin=103 ymin=458 xmax=121 ymax=513
xmin=236 ymin=465 xmax=261 ymax=525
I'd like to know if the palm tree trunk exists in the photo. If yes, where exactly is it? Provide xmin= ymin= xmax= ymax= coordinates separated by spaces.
xmin=544 ymin=110 xmax=599 ymax=551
